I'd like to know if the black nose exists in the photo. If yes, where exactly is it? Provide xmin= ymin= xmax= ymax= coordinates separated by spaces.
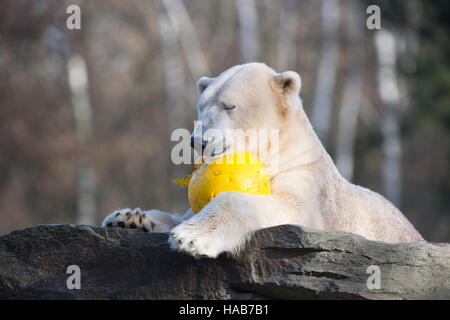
xmin=190 ymin=136 xmax=208 ymax=151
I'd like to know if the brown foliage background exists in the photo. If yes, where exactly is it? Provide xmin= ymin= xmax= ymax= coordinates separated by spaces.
xmin=0 ymin=0 xmax=448 ymax=241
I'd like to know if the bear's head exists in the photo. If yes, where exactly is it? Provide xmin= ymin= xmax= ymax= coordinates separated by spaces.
xmin=191 ymin=63 xmax=302 ymax=160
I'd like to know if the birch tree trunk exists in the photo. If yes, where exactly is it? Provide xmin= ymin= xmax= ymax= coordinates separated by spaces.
xmin=160 ymin=0 xmax=210 ymax=110
xmin=208 ymin=1 xmax=236 ymax=66
xmin=161 ymin=0 xmax=209 ymax=79
xmin=67 ymin=55 xmax=96 ymax=225
xmin=158 ymin=12 xmax=190 ymax=213
xmin=374 ymin=30 xmax=402 ymax=207
xmin=277 ymin=0 xmax=297 ymax=71
xmin=235 ymin=0 xmax=259 ymax=62
xmin=335 ymin=1 xmax=364 ymax=181
xmin=311 ymin=0 xmax=340 ymax=145
xmin=134 ymin=0 xmax=188 ymax=213
xmin=158 ymin=16 xmax=185 ymax=127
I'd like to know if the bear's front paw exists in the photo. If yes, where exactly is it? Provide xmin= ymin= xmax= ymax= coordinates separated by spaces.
xmin=168 ymin=220 xmax=229 ymax=258
xmin=102 ymin=208 xmax=156 ymax=232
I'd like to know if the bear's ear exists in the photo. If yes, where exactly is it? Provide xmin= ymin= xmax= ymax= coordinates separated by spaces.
xmin=274 ymin=71 xmax=301 ymax=95
xmin=196 ymin=76 xmax=214 ymax=94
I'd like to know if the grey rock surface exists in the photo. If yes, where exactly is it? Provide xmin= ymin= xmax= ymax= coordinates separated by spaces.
xmin=0 ymin=224 xmax=448 ymax=299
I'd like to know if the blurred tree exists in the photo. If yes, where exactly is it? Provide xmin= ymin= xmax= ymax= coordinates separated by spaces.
xmin=67 ymin=55 xmax=96 ymax=225
xmin=336 ymin=0 xmax=365 ymax=181
xmin=311 ymin=0 xmax=340 ymax=145
xmin=277 ymin=0 xmax=297 ymax=71
xmin=235 ymin=0 xmax=259 ymax=62
xmin=161 ymin=0 xmax=209 ymax=79
xmin=375 ymin=30 xmax=402 ymax=207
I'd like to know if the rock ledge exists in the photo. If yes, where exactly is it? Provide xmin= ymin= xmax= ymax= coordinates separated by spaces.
xmin=0 ymin=224 xmax=448 ymax=299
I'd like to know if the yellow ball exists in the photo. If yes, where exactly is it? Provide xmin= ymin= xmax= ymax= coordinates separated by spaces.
xmin=188 ymin=152 xmax=271 ymax=213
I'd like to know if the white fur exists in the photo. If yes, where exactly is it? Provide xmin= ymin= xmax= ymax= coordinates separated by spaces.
xmin=103 ymin=63 xmax=425 ymax=258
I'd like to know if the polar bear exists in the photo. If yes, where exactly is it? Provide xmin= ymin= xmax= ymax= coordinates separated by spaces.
xmin=102 ymin=62 xmax=424 ymax=258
